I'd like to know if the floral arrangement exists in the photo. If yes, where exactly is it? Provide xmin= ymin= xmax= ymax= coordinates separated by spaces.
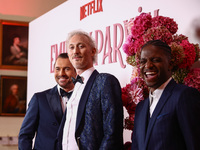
xmin=122 ymin=13 xmax=200 ymax=131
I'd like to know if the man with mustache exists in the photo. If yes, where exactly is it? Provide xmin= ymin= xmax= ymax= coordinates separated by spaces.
xmin=56 ymin=30 xmax=124 ymax=150
xmin=131 ymin=40 xmax=200 ymax=150
xmin=18 ymin=53 xmax=77 ymax=150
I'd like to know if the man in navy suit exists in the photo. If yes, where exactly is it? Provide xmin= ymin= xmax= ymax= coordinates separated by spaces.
xmin=18 ymin=53 xmax=77 ymax=150
xmin=57 ymin=30 xmax=124 ymax=150
xmin=131 ymin=40 xmax=200 ymax=150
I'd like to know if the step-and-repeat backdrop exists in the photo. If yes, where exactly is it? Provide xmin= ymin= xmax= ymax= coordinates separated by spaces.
xmin=28 ymin=0 xmax=200 ymax=142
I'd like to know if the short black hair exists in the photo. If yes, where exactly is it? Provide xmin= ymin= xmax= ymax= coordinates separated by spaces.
xmin=56 ymin=53 xmax=69 ymax=59
xmin=54 ymin=53 xmax=76 ymax=72
xmin=54 ymin=53 xmax=69 ymax=67
xmin=141 ymin=40 xmax=171 ymax=60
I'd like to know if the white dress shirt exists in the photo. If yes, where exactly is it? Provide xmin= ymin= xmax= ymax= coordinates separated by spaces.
xmin=62 ymin=67 xmax=95 ymax=150
xmin=149 ymin=77 xmax=172 ymax=117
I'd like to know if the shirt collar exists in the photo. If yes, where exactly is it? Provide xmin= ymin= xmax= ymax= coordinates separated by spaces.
xmin=149 ymin=77 xmax=172 ymax=100
xmin=79 ymin=67 xmax=95 ymax=84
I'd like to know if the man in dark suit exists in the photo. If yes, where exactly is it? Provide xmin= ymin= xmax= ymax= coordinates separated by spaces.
xmin=18 ymin=53 xmax=77 ymax=150
xmin=57 ymin=30 xmax=124 ymax=150
xmin=131 ymin=40 xmax=200 ymax=150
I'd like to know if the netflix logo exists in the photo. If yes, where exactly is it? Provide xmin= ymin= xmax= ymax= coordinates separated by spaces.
xmin=50 ymin=7 xmax=159 ymax=73
xmin=80 ymin=0 xmax=103 ymax=20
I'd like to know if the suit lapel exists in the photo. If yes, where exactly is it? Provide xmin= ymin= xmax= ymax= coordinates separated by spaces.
xmin=144 ymin=79 xmax=176 ymax=148
xmin=46 ymin=86 xmax=63 ymax=124
xmin=139 ymin=99 xmax=150 ymax=144
xmin=75 ymin=70 xmax=99 ymax=132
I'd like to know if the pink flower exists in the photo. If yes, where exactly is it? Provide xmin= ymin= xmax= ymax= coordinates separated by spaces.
xmin=131 ymin=66 xmax=140 ymax=80
xmin=127 ymin=18 xmax=134 ymax=35
xmin=129 ymin=77 xmax=149 ymax=104
xmin=193 ymin=44 xmax=200 ymax=61
xmin=143 ymin=26 xmax=173 ymax=44
xmin=123 ymin=35 xmax=144 ymax=57
xmin=184 ymin=68 xmax=200 ymax=92
xmin=173 ymin=34 xmax=188 ymax=44
xmin=133 ymin=37 xmax=144 ymax=53
xmin=123 ymin=35 xmax=135 ymax=56
xmin=121 ymin=76 xmax=149 ymax=130
xmin=131 ymin=13 xmax=152 ymax=39
xmin=152 ymin=16 xmax=178 ymax=34
xmin=121 ymin=84 xmax=132 ymax=108
xmin=169 ymin=42 xmax=185 ymax=68
xmin=122 ymin=12 xmax=200 ymax=132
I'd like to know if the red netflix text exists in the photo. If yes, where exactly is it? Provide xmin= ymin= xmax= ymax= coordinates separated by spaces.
xmin=80 ymin=0 xmax=103 ymax=20
xmin=50 ymin=8 xmax=159 ymax=73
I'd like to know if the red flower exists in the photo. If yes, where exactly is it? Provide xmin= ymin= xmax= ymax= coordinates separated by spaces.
xmin=122 ymin=13 xmax=200 ymax=134
xmin=179 ymin=40 xmax=196 ymax=68
xmin=131 ymin=13 xmax=152 ymax=39
xmin=152 ymin=16 xmax=178 ymax=34
xmin=143 ymin=26 xmax=173 ymax=44
xmin=184 ymin=68 xmax=200 ymax=92
xmin=121 ymin=77 xmax=149 ymax=130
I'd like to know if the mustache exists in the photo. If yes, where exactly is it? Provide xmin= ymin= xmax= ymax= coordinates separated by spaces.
xmin=72 ymin=54 xmax=82 ymax=58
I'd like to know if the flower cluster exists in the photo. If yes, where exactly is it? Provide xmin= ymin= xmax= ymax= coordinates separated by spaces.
xmin=122 ymin=76 xmax=149 ymax=130
xmin=184 ymin=68 xmax=200 ymax=91
xmin=122 ymin=13 xmax=200 ymax=130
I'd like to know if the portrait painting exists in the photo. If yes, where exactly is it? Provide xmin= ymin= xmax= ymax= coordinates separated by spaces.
xmin=0 ymin=76 xmax=27 ymax=116
xmin=0 ymin=20 xmax=28 ymax=70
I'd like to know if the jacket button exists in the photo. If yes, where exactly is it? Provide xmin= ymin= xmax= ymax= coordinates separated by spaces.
xmin=52 ymin=122 xmax=57 ymax=126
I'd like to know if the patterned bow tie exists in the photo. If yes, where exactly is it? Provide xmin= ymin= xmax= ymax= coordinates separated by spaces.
xmin=72 ymin=75 xmax=83 ymax=85
xmin=60 ymin=88 xmax=72 ymax=98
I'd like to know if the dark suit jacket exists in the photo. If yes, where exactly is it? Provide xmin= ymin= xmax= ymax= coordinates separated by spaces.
xmin=56 ymin=70 xmax=124 ymax=150
xmin=18 ymin=86 xmax=63 ymax=150
xmin=132 ymin=79 xmax=200 ymax=150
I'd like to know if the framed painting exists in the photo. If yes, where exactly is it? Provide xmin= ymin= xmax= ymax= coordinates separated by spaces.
xmin=0 ymin=20 xmax=28 ymax=70
xmin=0 ymin=76 xmax=27 ymax=116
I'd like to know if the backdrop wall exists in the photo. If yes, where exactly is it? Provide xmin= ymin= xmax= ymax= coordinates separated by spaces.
xmin=28 ymin=0 xmax=200 ymax=143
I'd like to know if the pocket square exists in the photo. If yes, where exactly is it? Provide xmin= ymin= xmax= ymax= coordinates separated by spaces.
xmin=157 ymin=113 xmax=169 ymax=119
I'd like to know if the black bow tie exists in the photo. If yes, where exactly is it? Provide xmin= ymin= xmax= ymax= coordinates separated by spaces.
xmin=60 ymin=88 xmax=72 ymax=98
xmin=72 ymin=75 xmax=83 ymax=85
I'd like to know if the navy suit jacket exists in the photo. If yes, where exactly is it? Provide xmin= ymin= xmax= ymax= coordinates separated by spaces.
xmin=18 ymin=86 xmax=63 ymax=150
xmin=56 ymin=70 xmax=124 ymax=150
xmin=131 ymin=79 xmax=200 ymax=150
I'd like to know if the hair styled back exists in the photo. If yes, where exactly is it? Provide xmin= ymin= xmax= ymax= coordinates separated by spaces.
xmin=54 ymin=53 xmax=76 ymax=72
xmin=66 ymin=30 xmax=98 ymax=63
xmin=54 ymin=53 xmax=69 ymax=67
xmin=56 ymin=53 xmax=69 ymax=59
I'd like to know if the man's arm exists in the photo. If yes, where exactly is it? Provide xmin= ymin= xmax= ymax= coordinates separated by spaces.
xmin=100 ymin=74 xmax=124 ymax=150
xmin=18 ymin=94 xmax=39 ymax=150
xmin=177 ymin=87 xmax=200 ymax=150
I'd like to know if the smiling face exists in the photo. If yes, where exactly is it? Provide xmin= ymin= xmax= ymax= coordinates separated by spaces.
xmin=67 ymin=34 xmax=96 ymax=75
xmin=140 ymin=44 xmax=172 ymax=92
xmin=54 ymin=57 xmax=76 ymax=91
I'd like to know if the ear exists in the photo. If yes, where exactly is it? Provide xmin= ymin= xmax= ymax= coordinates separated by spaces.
xmin=91 ymin=48 xmax=96 ymax=56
